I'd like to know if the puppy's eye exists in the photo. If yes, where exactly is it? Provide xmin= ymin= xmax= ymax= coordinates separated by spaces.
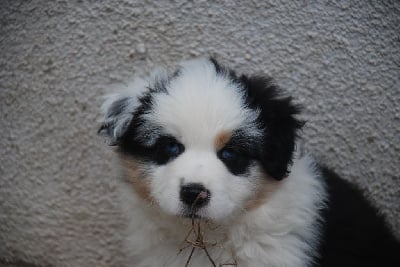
xmin=153 ymin=137 xmax=184 ymax=165
xmin=219 ymin=148 xmax=237 ymax=161
xmin=218 ymin=147 xmax=252 ymax=175
xmin=165 ymin=142 xmax=182 ymax=156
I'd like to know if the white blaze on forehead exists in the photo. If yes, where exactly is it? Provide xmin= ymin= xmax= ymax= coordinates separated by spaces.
xmin=145 ymin=59 xmax=260 ymax=147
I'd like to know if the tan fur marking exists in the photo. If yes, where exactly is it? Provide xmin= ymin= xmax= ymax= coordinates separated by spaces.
xmin=245 ymin=175 xmax=282 ymax=211
xmin=118 ymin=155 xmax=153 ymax=202
xmin=214 ymin=131 xmax=232 ymax=150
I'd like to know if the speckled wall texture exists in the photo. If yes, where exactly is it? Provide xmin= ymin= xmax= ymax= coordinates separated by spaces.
xmin=1 ymin=0 xmax=399 ymax=266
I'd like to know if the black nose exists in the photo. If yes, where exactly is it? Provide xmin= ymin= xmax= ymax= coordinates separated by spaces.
xmin=180 ymin=183 xmax=210 ymax=208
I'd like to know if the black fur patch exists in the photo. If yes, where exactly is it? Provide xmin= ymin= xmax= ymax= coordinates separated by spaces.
xmin=98 ymin=96 xmax=136 ymax=146
xmin=118 ymin=92 xmax=155 ymax=155
xmin=210 ymin=58 xmax=303 ymax=179
xmin=119 ymin=133 xmax=184 ymax=165
xmin=238 ymin=75 xmax=303 ymax=180
xmin=315 ymin=166 xmax=400 ymax=266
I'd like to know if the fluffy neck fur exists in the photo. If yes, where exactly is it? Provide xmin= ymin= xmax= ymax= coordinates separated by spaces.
xmin=118 ymin=155 xmax=326 ymax=267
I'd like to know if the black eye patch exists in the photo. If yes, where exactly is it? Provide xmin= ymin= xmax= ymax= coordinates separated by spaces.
xmin=119 ymin=134 xmax=185 ymax=165
xmin=153 ymin=136 xmax=185 ymax=165
xmin=217 ymin=134 xmax=258 ymax=176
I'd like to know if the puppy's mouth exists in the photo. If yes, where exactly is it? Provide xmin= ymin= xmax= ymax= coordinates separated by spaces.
xmin=182 ymin=213 xmax=201 ymax=219
xmin=180 ymin=205 xmax=209 ymax=220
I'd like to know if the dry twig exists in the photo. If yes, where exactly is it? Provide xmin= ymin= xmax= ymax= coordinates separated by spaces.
xmin=178 ymin=193 xmax=238 ymax=267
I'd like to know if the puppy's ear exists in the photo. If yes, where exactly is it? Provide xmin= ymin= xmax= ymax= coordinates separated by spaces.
xmin=98 ymin=80 xmax=149 ymax=146
xmin=240 ymin=75 xmax=304 ymax=180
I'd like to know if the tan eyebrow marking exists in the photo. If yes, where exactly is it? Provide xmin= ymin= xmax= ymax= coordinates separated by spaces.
xmin=214 ymin=131 xmax=232 ymax=150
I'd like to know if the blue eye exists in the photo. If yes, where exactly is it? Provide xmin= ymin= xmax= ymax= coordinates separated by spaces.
xmin=165 ymin=142 xmax=181 ymax=156
xmin=220 ymin=148 xmax=236 ymax=161
xmin=154 ymin=137 xmax=184 ymax=164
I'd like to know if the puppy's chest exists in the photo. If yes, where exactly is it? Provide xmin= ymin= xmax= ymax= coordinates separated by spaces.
xmin=126 ymin=214 xmax=312 ymax=267
xmin=130 ymin=222 xmax=237 ymax=267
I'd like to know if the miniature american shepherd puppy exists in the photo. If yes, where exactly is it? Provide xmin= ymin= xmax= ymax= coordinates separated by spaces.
xmin=99 ymin=58 xmax=399 ymax=266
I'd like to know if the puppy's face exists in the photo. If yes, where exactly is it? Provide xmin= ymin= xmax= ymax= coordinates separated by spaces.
xmin=99 ymin=59 xmax=301 ymax=221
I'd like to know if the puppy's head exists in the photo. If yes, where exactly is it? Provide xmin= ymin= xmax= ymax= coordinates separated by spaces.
xmin=99 ymin=58 xmax=302 ymax=221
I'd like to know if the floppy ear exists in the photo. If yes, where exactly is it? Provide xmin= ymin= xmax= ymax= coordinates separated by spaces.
xmin=98 ymin=79 xmax=149 ymax=146
xmin=240 ymin=75 xmax=304 ymax=180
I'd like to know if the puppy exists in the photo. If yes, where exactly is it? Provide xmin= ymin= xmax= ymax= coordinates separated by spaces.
xmin=99 ymin=58 xmax=399 ymax=266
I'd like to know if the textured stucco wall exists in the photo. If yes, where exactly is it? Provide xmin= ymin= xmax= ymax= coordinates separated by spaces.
xmin=1 ymin=0 xmax=399 ymax=266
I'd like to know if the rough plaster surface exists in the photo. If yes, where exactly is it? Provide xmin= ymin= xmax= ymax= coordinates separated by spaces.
xmin=1 ymin=0 xmax=399 ymax=266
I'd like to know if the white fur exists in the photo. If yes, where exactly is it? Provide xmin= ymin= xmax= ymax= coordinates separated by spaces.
xmin=118 ymin=155 xmax=326 ymax=267
xmin=154 ymin=59 xmax=260 ymax=139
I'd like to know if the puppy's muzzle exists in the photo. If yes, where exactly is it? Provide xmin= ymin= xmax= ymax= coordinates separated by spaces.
xmin=180 ymin=183 xmax=210 ymax=208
